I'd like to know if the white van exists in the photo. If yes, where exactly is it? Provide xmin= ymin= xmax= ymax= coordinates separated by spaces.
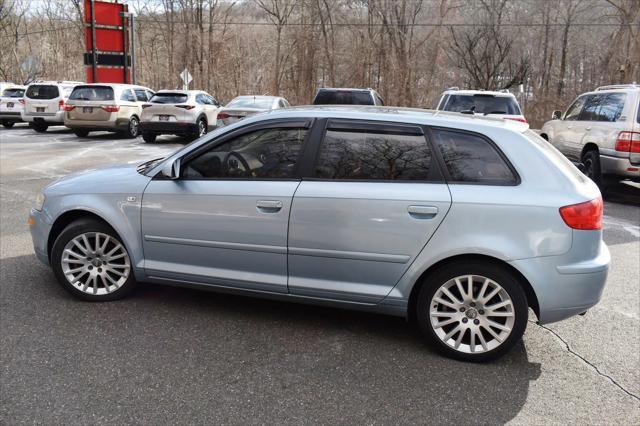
xmin=22 ymin=81 xmax=83 ymax=132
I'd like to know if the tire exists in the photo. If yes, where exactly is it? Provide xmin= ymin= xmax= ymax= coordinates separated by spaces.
xmin=416 ymin=261 xmax=528 ymax=362
xmin=142 ymin=132 xmax=157 ymax=143
xmin=51 ymin=218 xmax=137 ymax=301
xmin=124 ymin=116 xmax=140 ymax=138
xmin=32 ymin=122 xmax=48 ymax=132
xmin=2 ymin=121 xmax=14 ymax=128
xmin=192 ymin=117 xmax=207 ymax=140
xmin=74 ymin=129 xmax=90 ymax=137
xmin=581 ymin=149 xmax=609 ymax=192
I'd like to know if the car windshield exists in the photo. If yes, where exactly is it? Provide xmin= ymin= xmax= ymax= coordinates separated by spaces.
xmin=443 ymin=94 xmax=522 ymax=115
xmin=26 ymin=85 xmax=59 ymax=99
xmin=226 ymin=97 xmax=274 ymax=109
xmin=2 ymin=88 xmax=24 ymax=98
xmin=69 ymin=86 xmax=114 ymax=101
xmin=150 ymin=93 xmax=189 ymax=104
xmin=313 ymin=90 xmax=374 ymax=105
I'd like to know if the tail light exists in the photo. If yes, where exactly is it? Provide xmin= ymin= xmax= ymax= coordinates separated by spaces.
xmin=504 ymin=117 xmax=528 ymax=123
xmin=217 ymin=112 xmax=230 ymax=119
xmin=142 ymin=104 xmax=152 ymax=109
xmin=101 ymin=105 xmax=120 ymax=113
xmin=559 ymin=197 xmax=603 ymax=230
xmin=615 ymin=131 xmax=640 ymax=153
xmin=58 ymin=99 xmax=65 ymax=109
xmin=175 ymin=105 xmax=195 ymax=110
xmin=63 ymin=105 xmax=75 ymax=111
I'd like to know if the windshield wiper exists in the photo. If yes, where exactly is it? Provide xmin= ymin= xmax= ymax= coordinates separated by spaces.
xmin=484 ymin=110 xmax=507 ymax=115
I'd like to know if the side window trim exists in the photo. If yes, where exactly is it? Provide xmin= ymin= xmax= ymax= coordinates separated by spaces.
xmin=326 ymin=119 xmax=424 ymax=135
xmin=425 ymin=126 xmax=521 ymax=186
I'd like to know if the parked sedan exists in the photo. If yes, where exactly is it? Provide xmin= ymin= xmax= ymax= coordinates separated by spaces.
xmin=140 ymin=90 xmax=221 ymax=143
xmin=216 ymin=95 xmax=289 ymax=127
xmin=29 ymin=107 xmax=608 ymax=362
xmin=0 ymin=85 xmax=26 ymax=128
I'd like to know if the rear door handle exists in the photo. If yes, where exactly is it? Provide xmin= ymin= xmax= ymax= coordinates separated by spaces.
xmin=256 ymin=200 xmax=283 ymax=212
xmin=407 ymin=205 xmax=438 ymax=219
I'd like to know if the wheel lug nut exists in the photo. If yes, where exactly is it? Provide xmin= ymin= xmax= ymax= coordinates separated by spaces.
xmin=459 ymin=307 xmax=466 ymax=312
xmin=98 ymin=268 xmax=102 ymax=272
xmin=88 ymin=266 xmax=93 ymax=270
xmin=479 ymin=310 xmax=485 ymax=315
xmin=462 ymin=318 xmax=468 ymax=323
xmin=473 ymin=319 xmax=480 ymax=325
xmin=470 ymin=302 xmax=476 ymax=307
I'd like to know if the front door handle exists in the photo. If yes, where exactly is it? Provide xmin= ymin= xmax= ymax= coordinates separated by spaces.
xmin=256 ymin=200 xmax=283 ymax=213
xmin=407 ymin=205 xmax=438 ymax=219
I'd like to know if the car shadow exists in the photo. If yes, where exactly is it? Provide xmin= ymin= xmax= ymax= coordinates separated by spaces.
xmin=2 ymin=253 xmax=542 ymax=424
xmin=604 ymin=181 xmax=640 ymax=206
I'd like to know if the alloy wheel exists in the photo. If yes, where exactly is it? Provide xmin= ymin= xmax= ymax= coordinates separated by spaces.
xmin=61 ymin=232 xmax=131 ymax=295
xmin=429 ymin=274 xmax=515 ymax=354
xmin=130 ymin=117 xmax=139 ymax=137
xmin=198 ymin=120 xmax=206 ymax=137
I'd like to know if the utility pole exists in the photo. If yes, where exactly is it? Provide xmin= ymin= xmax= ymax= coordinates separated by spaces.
xmin=120 ymin=11 xmax=137 ymax=84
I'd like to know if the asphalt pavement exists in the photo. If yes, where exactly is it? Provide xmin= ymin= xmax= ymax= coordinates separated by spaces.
xmin=1 ymin=124 xmax=639 ymax=424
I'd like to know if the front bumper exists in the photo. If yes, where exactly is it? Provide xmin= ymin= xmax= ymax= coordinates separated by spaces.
xmin=22 ymin=110 xmax=65 ymax=124
xmin=509 ymin=240 xmax=610 ymax=324
xmin=600 ymin=154 xmax=640 ymax=181
xmin=28 ymin=208 xmax=52 ymax=265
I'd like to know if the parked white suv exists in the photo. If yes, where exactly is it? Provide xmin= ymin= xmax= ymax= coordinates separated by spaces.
xmin=140 ymin=90 xmax=220 ymax=143
xmin=435 ymin=88 xmax=527 ymax=123
xmin=22 ymin=81 xmax=83 ymax=132
xmin=0 ymin=85 xmax=26 ymax=128
xmin=64 ymin=84 xmax=154 ymax=138
xmin=540 ymin=84 xmax=640 ymax=187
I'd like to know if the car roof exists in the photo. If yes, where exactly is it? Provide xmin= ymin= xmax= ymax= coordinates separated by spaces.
xmin=72 ymin=83 xmax=151 ymax=90
xmin=317 ymin=87 xmax=375 ymax=93
xmin=155 ymin=89 xmax=207 ymax=94
xmin=28 ymin=81 xmax=84 ymax=86
xmin=443 ymin=89 xmax=516 ymax=97
xmin=232 ymin=95 xmax=280 ymax=100
xmin=243 ymin=105 xmax=529 ymax=132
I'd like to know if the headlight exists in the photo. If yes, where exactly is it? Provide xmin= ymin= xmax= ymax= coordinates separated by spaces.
xmin=35 ymin=192 xmax=46 ymax=211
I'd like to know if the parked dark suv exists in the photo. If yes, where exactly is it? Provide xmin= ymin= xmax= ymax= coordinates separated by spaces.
xmin=312 ymin=88 xmax=384 ymax=106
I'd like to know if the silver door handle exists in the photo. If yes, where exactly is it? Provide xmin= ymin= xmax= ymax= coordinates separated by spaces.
xmin=407 ymin=205 xmax=438 ymax=218
xmin=256 ymin=200 xmax=283 ymax=212
xmin=585 ymin=126 xmax=591 ymax=130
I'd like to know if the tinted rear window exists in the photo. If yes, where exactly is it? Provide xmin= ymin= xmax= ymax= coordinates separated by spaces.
xmin=226 ymin=97 xmax=274 ymax=109
xmin=431 ymin=129 xmax=517 ymax=184
xmin=150 ymin=93 xmax=189 ymax=104
xmin=69 ymin=85 xmax=114 ymax=101
xmin=26 ymin=85 xmax=59 ymax=99
xmin=2 ymin=88 xmax=24 ymax=98
xmin=313 ymin=90 xmax=374 ymax=105
xmin=443 ymin=94 xmax=521 ymax=115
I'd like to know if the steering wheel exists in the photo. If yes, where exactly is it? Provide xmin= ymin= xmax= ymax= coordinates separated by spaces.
xmin=223 ymin=151 xmax=253 ymax=177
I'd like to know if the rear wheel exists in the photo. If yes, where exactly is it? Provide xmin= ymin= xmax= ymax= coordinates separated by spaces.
xmin=2 ymin=120 xmax=14 ymax=128
xmin=416 ymin=261 xmax=528 ymax=362
xmin=142 ymin=132 xmax=157 ymax=143
xmin=124 ymin=116 xmax=140 ymax=138
xmin=191 ymin=117 xmax=207 ymax=140
xmin=51 ymin=218 xmax=137 ymax=301
xmin=31 ymin=122 xmax=48 ymax=132
xmin=74 ymin=129 xmax=90 ymax=137
xmin=581 ymin=149 xmax=610 ymax=193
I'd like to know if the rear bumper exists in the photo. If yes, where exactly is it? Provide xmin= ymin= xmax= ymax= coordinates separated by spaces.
xmin=600 ymin=154 xmax=640 ymax=181
xmin=140 ymin=121 xmax=199 ymax=135
xmin=509 ymin=240 xmax=610 ymax=324
xmin=0 ymin=112 xmax=23 ymax=122
xmin=22 ymin=110 xmax=65 ymax=124
xmin=64 ymin=118 xmax=126 ymax=131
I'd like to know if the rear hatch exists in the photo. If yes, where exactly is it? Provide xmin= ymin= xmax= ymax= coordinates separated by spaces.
xmin=442 ymin=94 xmax=526 ymax=122
xmin=313 ymin=89 xmax=374 ymax=105
xmin=25 ymin=84 xmax=60 ymax=115
xmin=217 ymin=107 xmax=267 ymax=126
xmin=0 ymin=88 xmax=25 ymax=114
xmin=142 ymin=92 xmax=190 ymax=124
xmin=66 ymin=85 xmax=116 ymax=122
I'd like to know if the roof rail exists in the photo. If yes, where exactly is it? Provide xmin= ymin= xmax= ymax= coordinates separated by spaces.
xmin=499 ymin=89 xmax=510 ymax=93
xmin=446 ymin=86 xmax=459 ymax=91
xmin=596 ymin=82 xmax=638 ymax=91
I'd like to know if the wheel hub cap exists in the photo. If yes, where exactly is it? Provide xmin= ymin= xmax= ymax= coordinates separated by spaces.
xmin=465 ymin=307 xmax=478 ymax=319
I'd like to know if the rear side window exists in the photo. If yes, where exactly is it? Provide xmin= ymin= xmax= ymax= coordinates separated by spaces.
xmin=579 ymin=93 xmax=626 ymax=122
xmin=151 ymin=93 xmax=188 ymax=104
xmin=442 ymin=95 xmax=521 ymax=115
xmin=313 ymin=90 xmax=374 ymax=106
xmin=134 ymin=89 xmax=149 ymax=102
xmin=69 ymin=86 xmax=114 ymax=101
xmin=2 ymin=88 xmax=24 ymax=98
xmin=120 ymin=90 xmax=136 ymax=102
xmin=26 ymin=85 xmax=59 ymax=99
xmin=431 ymin=129 xmax=517 ymax=184
xmin=315 ymin=129 xmax=434 ymax=180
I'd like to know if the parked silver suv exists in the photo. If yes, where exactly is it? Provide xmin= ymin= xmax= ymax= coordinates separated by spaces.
xmin=29 ymin=106 xmax=608 ymax=362
xmin=540 ymin=84 xmax=640 ymax=186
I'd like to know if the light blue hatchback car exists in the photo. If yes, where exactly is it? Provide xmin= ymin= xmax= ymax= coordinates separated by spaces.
xmin=29 ymin=106 xmax=609 ymax=361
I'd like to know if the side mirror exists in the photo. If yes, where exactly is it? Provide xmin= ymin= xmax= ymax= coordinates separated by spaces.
xmin=161 ymin=158 xmax=181 ymax=179
xmin=552 ymin=110 xmax=562 ymax=120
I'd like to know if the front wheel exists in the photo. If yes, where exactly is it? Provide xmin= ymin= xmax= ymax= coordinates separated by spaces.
xmin=142 ymin=132 xmax=157 ymax=143
xmin=2 ymin=120 xmax=14 ymax=128
xmin=31 ymin=122 xmax=48 ymax=132
xmin=51 ymin=219 xmax=137 ymax=301
xmin=416 ymin=262 xmax=528 ymax=362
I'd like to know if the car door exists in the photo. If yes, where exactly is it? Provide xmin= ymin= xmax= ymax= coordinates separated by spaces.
xmin=120 ymin=89 xmax=137 ymax=120
xmin=141 ymin=119 xmax=311 ymax=293
xmin=287 ymin=119 xmax=452 ymax=303
xmin=134 ymin=88 xmax=150 ymax=116
xmin=553 ymin=95 xmax=587 ymax=160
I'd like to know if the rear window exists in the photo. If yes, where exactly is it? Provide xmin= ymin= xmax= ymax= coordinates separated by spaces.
xmin=26 ymin=85 xmax=59 ymax=100
xmin=443 ymin=94 xmax=521 ymax=115
xmin=150 ymin=93 xmax=189 ymax=104
xmin=313 ymin=90 xmax=374 ymax=105
xmin=69 ymin=85 xmax=114 ymax=101
xmin=226 ymin=97 xmax=274 ymax=109
xmin=431 ymin=129 xmax=518 ymax=184
xmin=2 ymin=88 xmax=24 ymax=98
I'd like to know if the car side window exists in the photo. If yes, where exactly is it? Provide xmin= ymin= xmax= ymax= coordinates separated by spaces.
xmin=315 ymin=128 xmax=434 ymax=180
xmin=431 ymin=129 xmax=517 ymax=184
xmin=579 ymin=94 xmax=605 ymax=121
xmin=146 ymin=90 xmax=155 ymax=100
xmin=564 ymin=96 xmax=586 ymax=121
xmin=599 ymin=93 xmax=626 ymax=122
xmin=183 ymin=128 xmax=307 ymax=179
xmin=195 ymin=94 xmax=205 ymax=105
xmin=134 ymin=89 xmax=149 ymax=102
xmin=120 ymin=89 xmax=136 ymax=102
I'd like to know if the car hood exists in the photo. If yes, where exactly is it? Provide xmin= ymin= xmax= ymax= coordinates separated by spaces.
xmin=45 ymin=163 xmax=152 ymax=196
